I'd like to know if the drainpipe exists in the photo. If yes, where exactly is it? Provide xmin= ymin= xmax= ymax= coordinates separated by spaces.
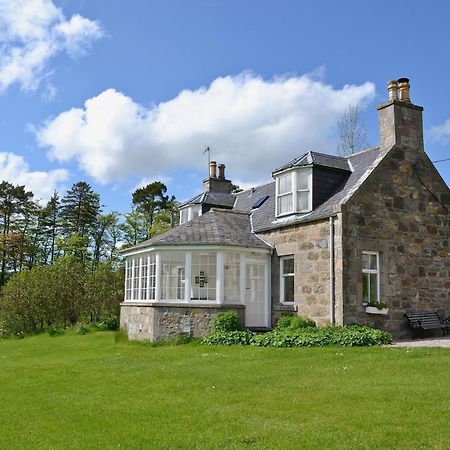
xmin=329 ymin=216 xmax=336 ymax=325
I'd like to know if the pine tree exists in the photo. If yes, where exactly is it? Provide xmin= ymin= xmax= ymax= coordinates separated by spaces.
xmin=0 ymin=182 xmax=34 ymax=284
xmin=61 ymin=182 xmax=100 ymax=238
xmin=41 ymin=191 xmax=61 ymax=264
xmin=132 ymin=181 xmax=169 ymax=238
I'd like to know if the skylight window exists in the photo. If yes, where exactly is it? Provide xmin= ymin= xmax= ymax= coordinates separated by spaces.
xmin=252 ymin=195 xmax=269 ymax=209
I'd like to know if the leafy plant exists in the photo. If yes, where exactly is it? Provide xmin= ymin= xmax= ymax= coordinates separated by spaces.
xmin=276 ymin=313 xmax=316 ymax=330
xmin=98 ymin=313 xmax=119 ymax=331
xmin=202 ymin=330 xmax=254 ymax=346
xmin=212 ymin=311 xmax=240 ymax=332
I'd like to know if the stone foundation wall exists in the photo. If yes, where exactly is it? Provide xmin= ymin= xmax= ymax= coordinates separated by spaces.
xmin=261 ymin=215 xmax=344 ymax=327
xmin=342 ymin=146 xmax=450 ymax=338
xmin=120 ymin=302 xmax=245 ymax=341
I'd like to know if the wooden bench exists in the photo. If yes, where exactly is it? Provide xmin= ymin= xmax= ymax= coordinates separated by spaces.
xmin=405 ymin=311 xmax=450 ymax=339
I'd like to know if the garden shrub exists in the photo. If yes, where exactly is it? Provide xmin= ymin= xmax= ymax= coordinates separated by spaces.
xmin=0 ymin=256 xmax=124 ymax=336
xmin=276 ymin=313 xmax=316 ymax=330
xmin=212 ymin=311 xmax=240 ymax=332
xmin=252 ymin=325 xmax=391 ymax=347
xmin=202 ymin=324 xmax=391 ymax=347
xmin=98 ymin=313 xmax=119 ymax=331
xmin=202 ymin=330 xmax=254 ymax=346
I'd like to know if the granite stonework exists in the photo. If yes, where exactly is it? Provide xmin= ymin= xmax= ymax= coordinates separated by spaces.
xmin=261 ymin=216 xmax=344 ymax=327
xmin=342 ymin=148 xmax=450 ymax=338
xmin=260 ymin=96 xmax=449 ymax=338
xmin=120 ymin=302 xmax=245 ymax=341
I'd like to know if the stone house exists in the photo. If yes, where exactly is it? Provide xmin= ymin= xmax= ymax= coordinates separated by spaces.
xmin=120 ymin=78 xmax=450 ymax=340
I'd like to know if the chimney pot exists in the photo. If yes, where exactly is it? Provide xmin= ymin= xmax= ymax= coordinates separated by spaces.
xmin=397 ymin=77 xmax=411 ymax=102
xmin=217 ymin=163 xmax=226 ymax=180
xmin=209 ymin=161 xmax=217 ymax=178
xmin=387 ymin=80 xmax=398 ymax=101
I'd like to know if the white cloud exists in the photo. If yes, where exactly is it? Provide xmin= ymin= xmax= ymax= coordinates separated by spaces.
xmin=0 ymin=0 xmax=103 ymax=92
xmin=37 ymin=72 xmax=375 ymax=185
xmin=430 ymin=120 xmax=450 ymax=143
xmin=0 ymin=151 xmax=69 ymax=202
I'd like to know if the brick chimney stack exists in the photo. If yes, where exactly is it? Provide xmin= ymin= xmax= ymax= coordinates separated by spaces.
xmin=203 ymin=161 xmax=232 ymax=193
xmin=378 ymin=77 xmax=424 ymax=153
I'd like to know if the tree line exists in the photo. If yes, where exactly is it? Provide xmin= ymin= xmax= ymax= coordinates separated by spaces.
xmin=0 ymin=179 xmax=179 ymax=284
xmin=0 ymin=179 xmax=178 ymax=336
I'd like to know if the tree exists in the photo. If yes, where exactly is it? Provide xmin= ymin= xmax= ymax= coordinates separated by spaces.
xmin=40 ymin=192 xmax=61 ymax=264
xmin=132 ymin=181 xmax=170 ymax=237
xmin=0 ymin=182 xmax=34 ymax=284
xmin=337 ymin=105 xmax=369 ymax=156
xmin=60 ymin=182 xmax=100 ymax=238
xmin=120 ymin=209 xmax=147 ymax=247
xmin=91 ymin=213 xmax=120 ymax=265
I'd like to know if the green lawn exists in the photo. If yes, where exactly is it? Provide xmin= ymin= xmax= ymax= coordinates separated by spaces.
xmin=0 ymin=332 xmax=449 ymax=449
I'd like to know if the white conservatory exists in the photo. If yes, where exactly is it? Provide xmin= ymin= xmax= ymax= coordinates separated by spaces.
xmin=120 ymin=209 xmax=272 ymax=341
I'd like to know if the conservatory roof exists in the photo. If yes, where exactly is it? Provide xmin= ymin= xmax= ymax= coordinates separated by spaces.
xmin=123 ymin=209 xmax=272 ymax=252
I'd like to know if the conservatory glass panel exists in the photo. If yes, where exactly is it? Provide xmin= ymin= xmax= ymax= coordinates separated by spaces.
xmin=191 ymin=252 xmax=217 ymax=301
xmin=161 ymin=252 xmax=186 ymax=301
xmin=224 ymin=252 xmax=240 ymax=302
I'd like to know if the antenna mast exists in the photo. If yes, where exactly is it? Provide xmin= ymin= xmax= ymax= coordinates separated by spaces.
xmin=203 ymin=146 xmax=211 ymax=171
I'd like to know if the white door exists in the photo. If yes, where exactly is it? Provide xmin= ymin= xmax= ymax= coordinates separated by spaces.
xmin=245 ymin=262 xmax=268 ymax=327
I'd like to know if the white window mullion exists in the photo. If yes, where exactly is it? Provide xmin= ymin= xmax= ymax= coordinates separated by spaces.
xmin=155 ymin=252 xmax=161 ymax=302
xmin=185 ymin=252 xmax=192 ymax=302
xmin=216 ymin=251 xmax=224 ymax=304
xmin=146 ymin=255 xmax=151 ymax=301
xmin=240 ymin=252 xmax=246 ymax=304
xmin=130 ymin=258 xmax=135 ymax=300
xmin=125 ymin=259 xmax=129 ymax=300
xmin=138 ymin=257 xmax=142 ymax=300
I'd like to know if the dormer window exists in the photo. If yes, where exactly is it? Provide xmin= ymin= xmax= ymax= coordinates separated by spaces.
xmin=180 ymin=204 xmax=202 ymax=224
xmin=277 ymin=172 xmax=293 ymax=215
xmin=275 ymin=168 xmax=312 ymax=217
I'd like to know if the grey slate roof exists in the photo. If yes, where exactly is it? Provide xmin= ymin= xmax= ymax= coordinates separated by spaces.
xmin=250 ymin=146 xmax=383 ymax=232
xmin=273 ymin=151 xmax=351 ymax=174
xmin=124 ymin=209 xmax=271 ymax=251
xmin=123 ymin=146 xmax=385 ymax=252
xmin=202 ymin=192 xmax=236 ymax=208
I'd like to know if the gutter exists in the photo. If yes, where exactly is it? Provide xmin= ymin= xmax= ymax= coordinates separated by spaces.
xmin=329 ymin=216 xmax=336 ymax=325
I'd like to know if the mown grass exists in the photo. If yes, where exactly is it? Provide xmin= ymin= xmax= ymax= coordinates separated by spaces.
xmin=0 ymin=331 xmax=449 ymax=449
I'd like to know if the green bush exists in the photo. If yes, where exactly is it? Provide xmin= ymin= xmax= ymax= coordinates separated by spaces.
xmin=0 ymin=257 xmax=124 ymax=337
xmin=252 ymin=325 xmax=391 ymax=348
xmin=276 ymin=313 xmax=316 ymax=330
xmin=201 ymin=324 xmax=391 ymax=348
xmin=202 ymin=330 xmax=254 ymax=346
xmin=212 ymin=311 xmax=240 ymax=332
xmin=98 ymin=313 xmax=119 ymax=331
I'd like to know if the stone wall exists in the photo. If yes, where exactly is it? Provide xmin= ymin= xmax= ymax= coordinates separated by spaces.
xmin=120 ymin=302 xmax=245 ymax=341
xmin=342 ymin=146 xmax=450 ymax=338
xmin=261 ymin=215 xmax=344 ymax=327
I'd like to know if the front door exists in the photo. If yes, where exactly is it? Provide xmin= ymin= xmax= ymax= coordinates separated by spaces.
xmin=245 ymin=262 xmax=268 ymax=327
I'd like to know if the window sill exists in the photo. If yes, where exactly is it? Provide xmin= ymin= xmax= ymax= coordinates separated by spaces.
xmin=365 ymin=306 xmax=388 ymax=315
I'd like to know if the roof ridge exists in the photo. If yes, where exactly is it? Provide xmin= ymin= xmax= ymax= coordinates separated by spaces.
xmin=347 ymin=146 xmax=380 ymax=158
xmin=210 ymin=208 xmax=249 ymax=216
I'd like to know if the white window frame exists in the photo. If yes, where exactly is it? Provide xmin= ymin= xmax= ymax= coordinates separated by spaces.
xmin=296 ymin=169 xmax=312 ymax=213
xmin=275 ymin=168 xmax=312 ymax=217
xmin=362 ymin=251 xmax=380 ymax=304
xmin=179 ymin=205 xmax=202 ymax=224
xmin=276 ymin=173 xmax=294 ymax=216
xmin=280 ymin=255 xmax=295 ymax=304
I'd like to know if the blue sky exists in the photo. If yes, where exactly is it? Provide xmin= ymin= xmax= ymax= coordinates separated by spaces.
xmin=1 ymin=0 xmax=449 ymax=212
